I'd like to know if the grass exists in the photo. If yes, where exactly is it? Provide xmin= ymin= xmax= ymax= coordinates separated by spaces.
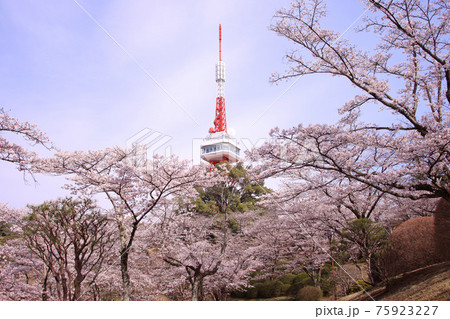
xmin=340 ymin=262 xmax=450 ymax=301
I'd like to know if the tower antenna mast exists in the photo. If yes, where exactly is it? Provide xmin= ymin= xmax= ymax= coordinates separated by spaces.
xmin=209 ymin=24 xmax=227 ymax=133
xmin=219 ymin=24 xmax=222 ymax=61
xmin=201 ymin=24 xmax=240 ymax=165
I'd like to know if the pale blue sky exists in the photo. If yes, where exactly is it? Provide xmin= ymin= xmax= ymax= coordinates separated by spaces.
xmin=1 ymin=0 xmax=382 ymax=208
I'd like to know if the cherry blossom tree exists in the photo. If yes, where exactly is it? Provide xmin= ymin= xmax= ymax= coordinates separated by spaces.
xmin=203 ymin=234 xmax=262 ymax=300
xmin=254 ymin=200 xmax=333 ymax=288
xmin=255 ymin=0 xmax=449 ymax=200
xmin=23 ymin=198 xmax=114 ymax=300
xmin=271 ymin=0 xmax=448 ymax=129
xmin=160 ymin=211 xmax=228 ymax=301
xmin=157 ymin=205 xmax=261 ymax=301
xmin=0 ymin=109 xmax=53 ymax=299
xmin=0 ymin=108 xmax=51 ymax=175
xmin=138 ymin=163 xmax=269 ymax=301
xmin=253 ymin=123 xmax=450 ymax=200
xmin=259 ymin=170 xmax=402 ymax=284
xmin=250 ymin=0 xmax=449 ymax=288
xmin=150 ymin=164 xmax=265 ymax=301
xmin=87 ymin=218 xmax=166 ymax=301
xmin=0 ymin=204 xmax=42 ymax=300
xmin=35 ymin=148 xmax=204 ymax=300
xmin=375 ymin=196 xmax=437 ymax=230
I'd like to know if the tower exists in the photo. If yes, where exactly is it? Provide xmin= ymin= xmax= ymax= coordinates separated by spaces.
xmin=200 ymin=25 xmax=240 ymax=165
xmin=209 ymin=24 xmax=226 ymax=134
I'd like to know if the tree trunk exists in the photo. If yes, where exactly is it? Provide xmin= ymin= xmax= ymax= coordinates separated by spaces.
xmin=61 ymin=272 xmax=69 ymax=301
xmin=368 ymin=255 xmax=382 ymax=284
xmin=92 ymin=283 xmax=99 ymax=301
xmin=120 ymin=249 xmax=131 ymax=301
xmin=42 ymin=266 xmax=50 ymax=301
xmin=73 ymin=251 xmax=84 ymax=300
xmin=55 ymin=275 xmax=62 ymax=301
xmin=73 ymin=274 xmax=83 ymax=300
xmin=366 ymin=254 xmax=381 ymax=285
xmin=191 ymin=275 xmax=204 ymax=301
xmin=118 ymin=217 xmax=131 ymax=301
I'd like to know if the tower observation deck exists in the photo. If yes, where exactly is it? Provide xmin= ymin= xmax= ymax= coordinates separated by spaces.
xmin=201 ymin=25 xmax=240 ymax=165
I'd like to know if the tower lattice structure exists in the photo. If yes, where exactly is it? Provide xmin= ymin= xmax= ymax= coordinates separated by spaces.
xmin=200 ymin=24 xmax=240 ymax=165
xmin=209 ymin=24 xmax=227 ymax=134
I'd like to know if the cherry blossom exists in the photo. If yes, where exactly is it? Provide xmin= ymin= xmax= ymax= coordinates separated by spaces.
xmin=35 ymin=148 xmax=205 ymax=300
xmin=0 ymin=108 xmax=51 ymax=175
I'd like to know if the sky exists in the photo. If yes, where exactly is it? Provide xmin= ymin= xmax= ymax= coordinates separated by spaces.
xmin=0 ymin=0 xmax=379 ymax=208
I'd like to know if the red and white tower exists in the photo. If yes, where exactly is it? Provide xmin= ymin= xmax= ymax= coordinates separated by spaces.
xmin=201 ymin=24 xmax=240 ymax=165
xmin=209 ymin=24 xmax=226 ymax=134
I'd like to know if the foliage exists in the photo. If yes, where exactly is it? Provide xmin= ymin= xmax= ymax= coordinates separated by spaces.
xmin=383 ymin=216 xmax=439 ymax=277
xmin=0 ymin=107 xmax=51 ymax=175
xmin=246 ymin=286 xmax=258 ymax=299
xmin=280 ymin=273 xmax=297 ymax=285
xmin=23 ymin=197 xmax=114 ymax=300
xmin=243 ymin=280 xmax=285 ymax=299
xmin=231 ymin=272 xmax=317 ymax=299
xmin=257 ymin=280 xmax=285 ymax=299
xmin=317 ymin=263 xmax=334 ymax=296
xmin=254 ymin=0 xmax=450 ymax=209
xmin=194 ymin=162 xmax=270 ymax=216
xmin=158 ymin=204 xmax=262 ymax=301
xmin=285 ymin=272 xmax=315 ymax=296
xmin=295 ymin=286 xmax=323 ymax=301
xmin=157 ymin=163 xmax=271 ymax=300
xmin=3 ymin=0 xmax=448 ymax=301
xmin=342 ymin=219 xmax=389 ymax=249
xmin=0 ymin=204 xmax=42 ymax=300
xmin=0 ymin=221 xmax=11 ymax=238
xmin=348 ymin=280 xmax=372 ymax=295
xmin=35 ymin=149 xmax=202 ymax=300
xmin=340 ymin=218 xmax=390 ymax=284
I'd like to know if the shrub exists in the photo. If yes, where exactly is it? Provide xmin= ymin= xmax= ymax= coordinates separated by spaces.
xmin=280 ymin=273 xmax=297 ymax=285
xmin=383 ymin=197 xmax=450 ymax=278
xmin=230 ymin=289 xmax=247 ymax=299
xmin=348 ymin=280 xmax=371 ymax=295
xmin=281 ymin=283 xmax=291 ymax=295
xmin=295 ymin=286 xmax=322 ymax=301
xmin=320 ymin=263 xmax=333 ymax=278
xmin=285 ymin=273 xmax=314 ymax=296
xmin=252 ymin=280 xmax=285 ymax=299
xmin=236 ymin=272 xmax=321 ymax=300
xmin=318 ymin=277 xmax=334 ymax=297
xmin=272 ymin=281 xmax=284 ymax=297
xmin=256 ymin=281 xmax=273 ymax=299
xmin=287 ymin=283 xmax=302 ymax=296
xmin=435 ymin=198 xmax=450 ymax=262
xmin=246 ymin=287 xmax=258 ymax=299
xmin=293 ymin=273 xmax=314 ymax=286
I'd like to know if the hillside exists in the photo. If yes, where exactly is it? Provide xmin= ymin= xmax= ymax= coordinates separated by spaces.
xmin=341 ymin=262 xmax=450 ymax=301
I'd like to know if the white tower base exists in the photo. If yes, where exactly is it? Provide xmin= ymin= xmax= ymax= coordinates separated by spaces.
xmin=200 ymin=131 xmax=240 ymax=164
